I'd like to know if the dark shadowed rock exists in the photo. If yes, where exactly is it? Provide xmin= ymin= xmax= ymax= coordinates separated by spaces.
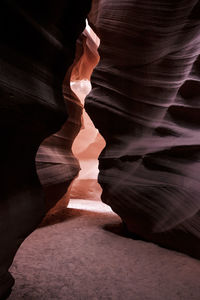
xmin=86 ymin=0 xmax=200 ymax=259
xmin=0 ymin=0 xmax=91 ymax=297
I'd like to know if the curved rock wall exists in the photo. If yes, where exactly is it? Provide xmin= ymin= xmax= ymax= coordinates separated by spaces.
xmin=70 ymin=28 xmax=105 ymax=201
xmin=86 ymin=0 xmax=200 ymax=258
xmin=36 ymin=28 xmax=101 ymax=211
xmin=35 ymin=41 xmax=84 ymax=213
xmin=0 ymin=0 xmax=91 ymax=296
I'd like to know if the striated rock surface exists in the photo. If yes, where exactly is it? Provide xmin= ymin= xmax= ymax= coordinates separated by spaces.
xmin=36 ymin=28 xmax=100 ymax=211
xmin=86 ymin=0 xmax=200 ymax=258
xmin=35 ymin=46 xmax=83 ymax=213
xmin=70 ymin=28 xmax=105 ymax=201
xmin=0 ymin=0 xmax=91 ymax=297
xmin=36 ymin=28 xmax=100 ymax=212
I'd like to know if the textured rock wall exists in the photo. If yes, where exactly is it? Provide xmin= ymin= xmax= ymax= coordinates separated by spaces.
xmin=0 ymin=0 xmax=91 ymax=297
xmin=70 ymin=28 xmax=105 ymax=201
xmin=36 ymin=27 xmax=101 ymax=210
xmin=35 ymin=36 xmax=84 ymax=213
xmin=86 ymin=0 xmax=200 ymax=258
xmin=70 ymin=79 xmax=105 ymax=201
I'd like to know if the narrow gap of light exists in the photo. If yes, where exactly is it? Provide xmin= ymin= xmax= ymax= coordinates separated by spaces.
xmin=86 ymin=19 xmax=90 ymax=33
xmin=68 ymin=199 xmax=113 ymax=213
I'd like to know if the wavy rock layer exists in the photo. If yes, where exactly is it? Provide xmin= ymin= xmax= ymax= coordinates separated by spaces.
xmin=86 ymin=0 xmax=200 ymax=258
xmin=0 ymin=0 xmax=91 ymax=297
xmin=36 ymin=28 xmax=100 ymax=211
xmin=70 ymin=29 xmax=106 ymax=201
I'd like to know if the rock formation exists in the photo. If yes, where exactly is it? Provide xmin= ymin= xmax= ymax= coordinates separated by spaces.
xmin=36 ymin=28 xmax=100 ymax=211
xmin=1 ymin=1 xmax=200 ymax=298
xmin=70 ymin=28 xmax=105 ymax=201
xmin=0 ymin=0 xmax=91 ymax=298
xmin=86 ymin=0 xmax=200 ymax=259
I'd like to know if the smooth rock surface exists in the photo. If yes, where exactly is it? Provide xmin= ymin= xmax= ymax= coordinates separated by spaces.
xmin=86 ymin=0 xmax=200 ymax=258
xmin=8 ymin=199 xmax=200 ymax=300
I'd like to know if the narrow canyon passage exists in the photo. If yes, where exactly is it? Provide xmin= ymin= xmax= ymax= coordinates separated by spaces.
xmin=70 ymin=79 xmax=105 ymax=202
xmin=1 ymin=1 xmax=200 ymax=299
xmin=8 ymin=74 xmax=200 ymax=300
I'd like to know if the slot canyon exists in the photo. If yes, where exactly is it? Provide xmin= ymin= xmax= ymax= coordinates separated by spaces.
xmin=0 ymin=0 xmax=200 ymax=299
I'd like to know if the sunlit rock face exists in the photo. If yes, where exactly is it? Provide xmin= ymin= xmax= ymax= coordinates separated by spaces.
xmin=70 ymin=28 xmax=105 ymax=201
xmin=36 ymin=27 xmax=101 ymax=210
xmin=86 ymin=0 xmax=200 ymax=258
xmin=0 ymin=0 xmax=91 ymax=296
xmin=70 ymin=79 xmax=105 ymax=201
xmin=70 ymin=31 xmax=105 ymax=200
